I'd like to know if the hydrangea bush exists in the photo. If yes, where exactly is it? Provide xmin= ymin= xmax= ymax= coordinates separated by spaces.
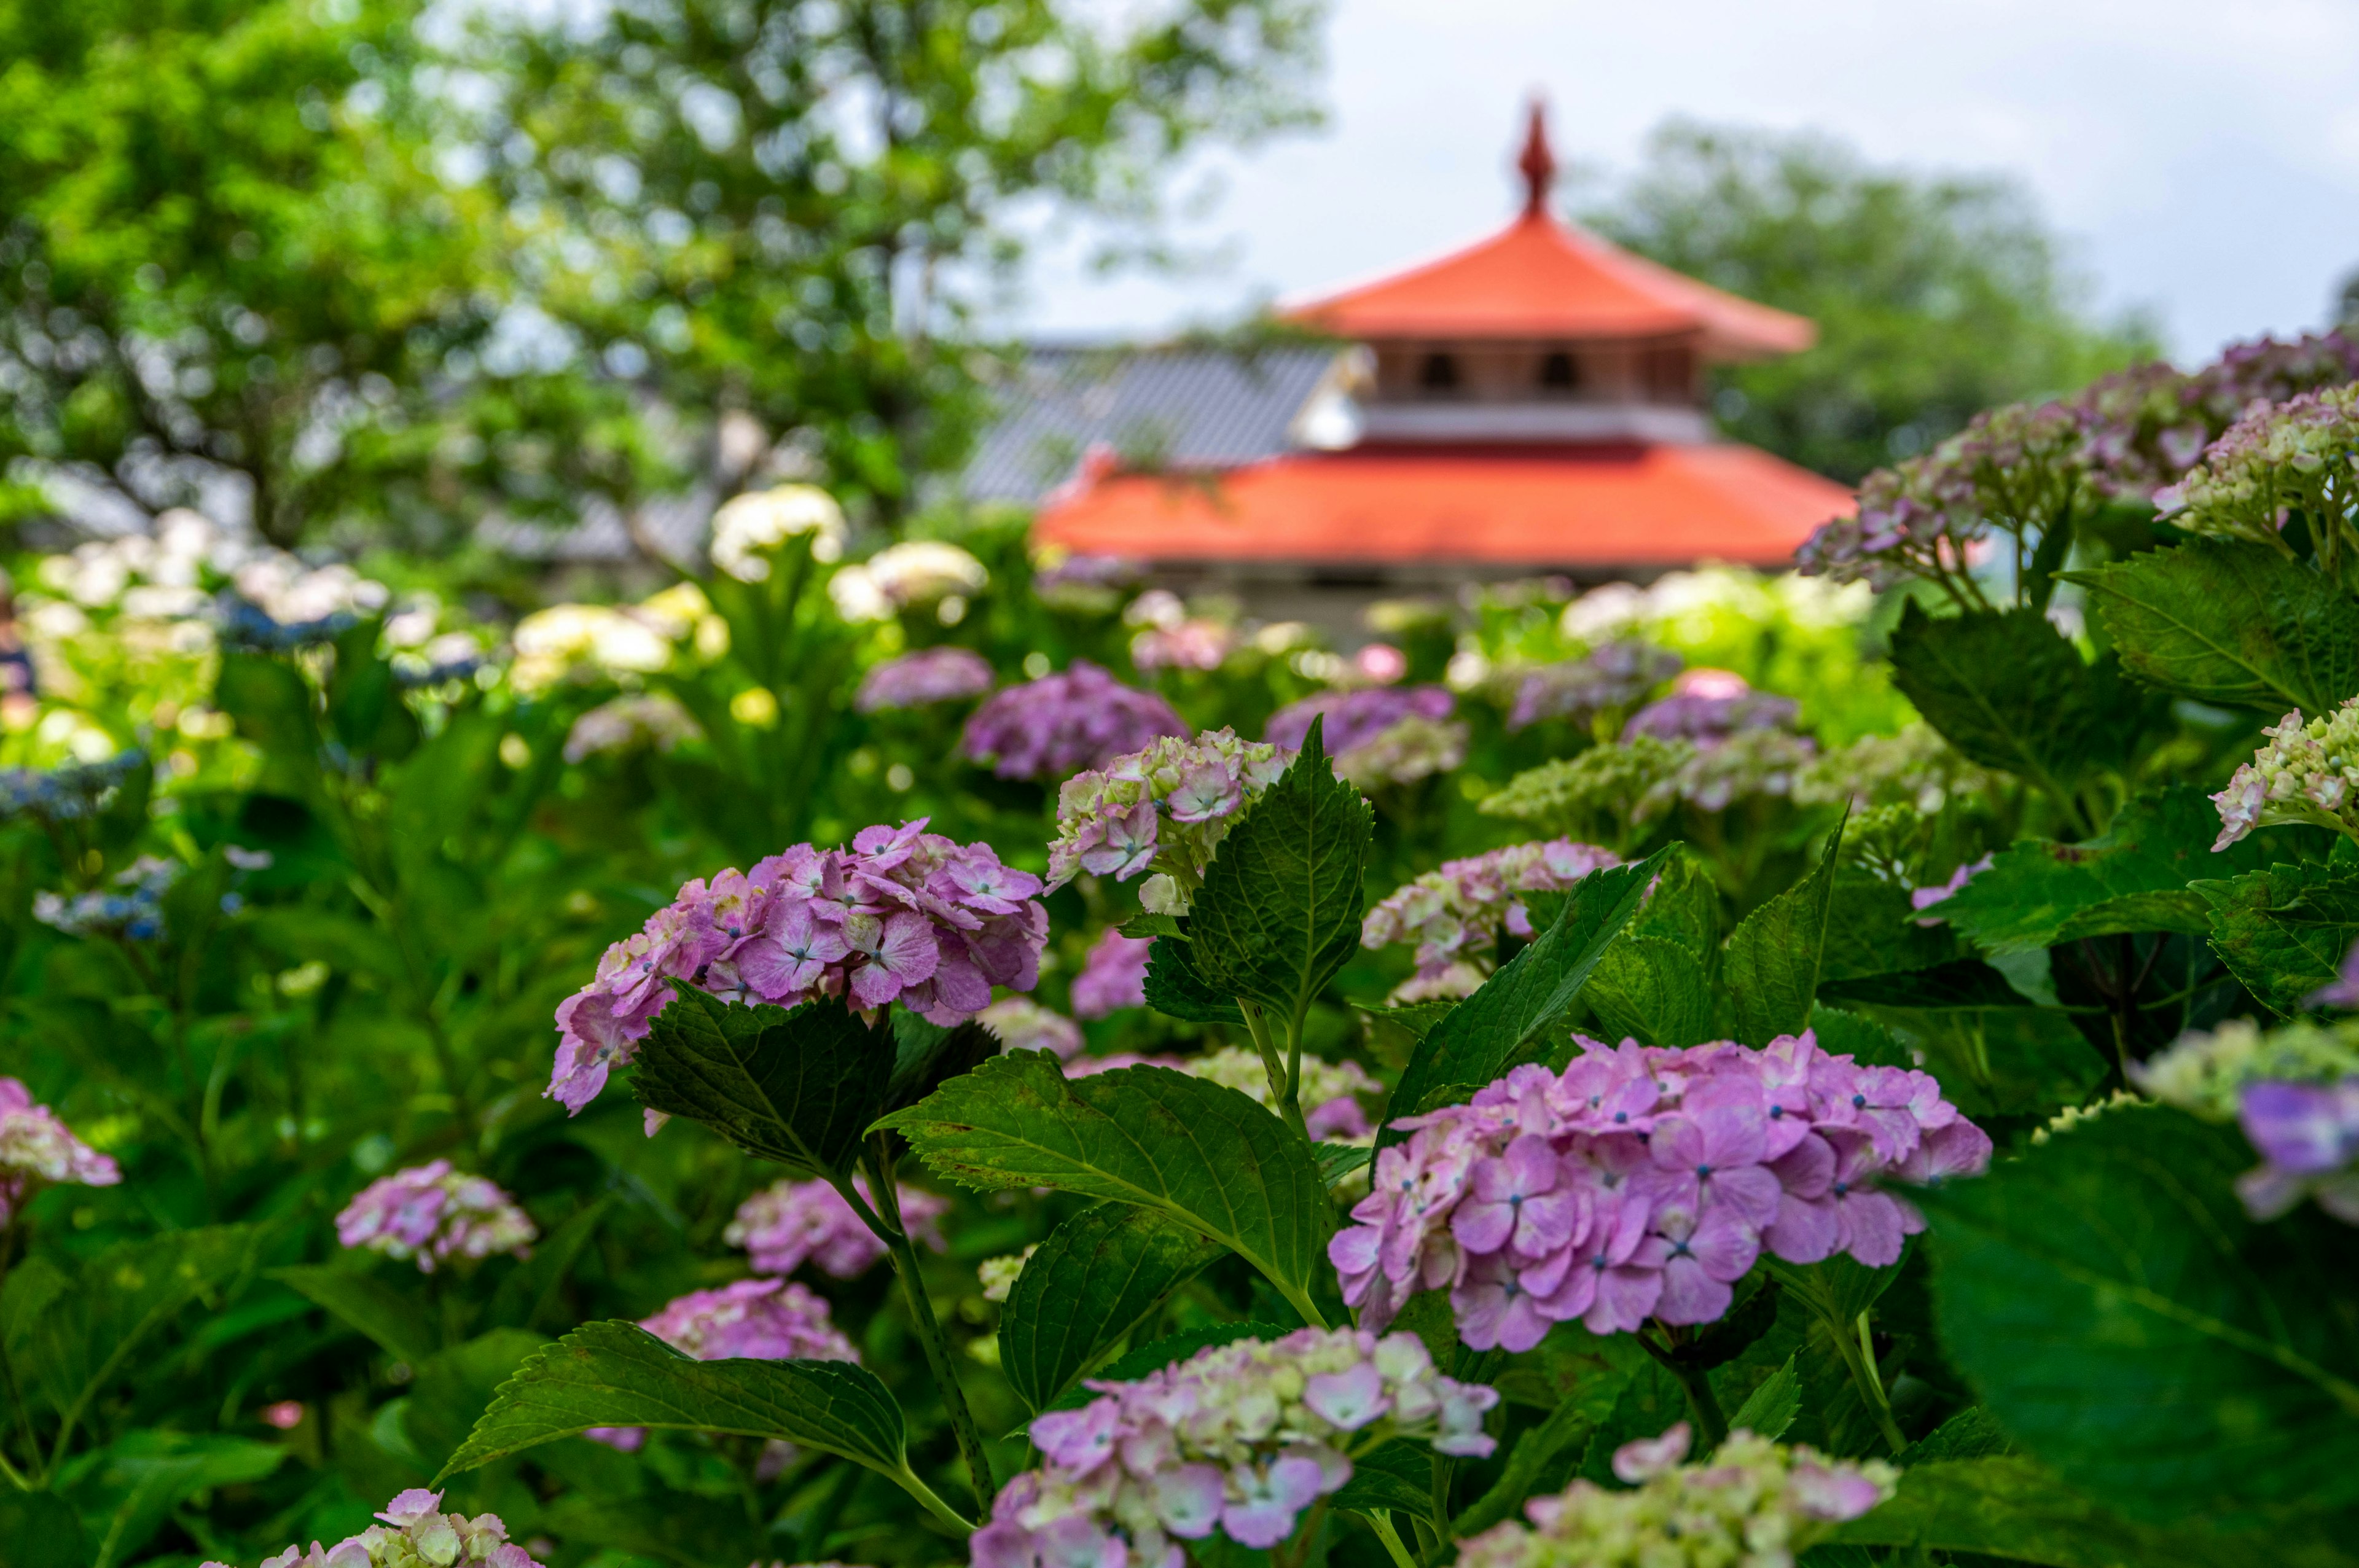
xmin=12 ymin=336 xmax=2359 ymax=1567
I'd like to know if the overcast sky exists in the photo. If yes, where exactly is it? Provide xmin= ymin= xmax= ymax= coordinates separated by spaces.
xmin=1007 ymin=0 xmax=2359 ymax=364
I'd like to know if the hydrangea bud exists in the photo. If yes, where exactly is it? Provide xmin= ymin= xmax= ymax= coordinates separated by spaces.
xmin=213 ymin=1488 xmax=538 ymax=1567
xmin=856 ymin=646 xmax=996 ymax=714
xmin=726 ymin=1175 xmax=949 ymax=1278
xmin=971 ymin=1328 xmax=1498 ymax=1568
xmin=2156 ymin=386 xmax=2359 ymax=562
xmin=961 ymin=663 xmax=1189 ymax=782
xmin=1621 ymin=669 xmax=1798 ymax=744
xmin=0 ymin=749 xmax=147 ymax=824
xmin=830 ymin=541 xmax=990 ymax=622
xmin=1794 ymin=724 xmax=1991 ymax=814
xmin=1046 ymin=730 xmax=1290 ymax=913
xmin=710 ymin=485 xmax=849 ymax=580
xmin=0 ymin=1077 xmax=121 ymax=1225
xmin=1455 ymin=1427 xmax=1894 ymax=1568
xmin=335 ymin=1161 xmax=537 ymax=1273
xmin=2208 ymin=697 xmax=2359 ymax=852
xmin=1330 ymin=1033 xmax=1989 ymax=1348
xmin=548 ymin=822 xmax=1049 ymax=1115
xmin=1362 ymin=840 xmax=1622 ymax=1001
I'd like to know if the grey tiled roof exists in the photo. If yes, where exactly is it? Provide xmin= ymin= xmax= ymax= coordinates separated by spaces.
xmin=962 ymin=345 xmax=1340 ymax=505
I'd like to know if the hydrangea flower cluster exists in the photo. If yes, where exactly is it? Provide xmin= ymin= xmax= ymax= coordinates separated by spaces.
xmin=1455 ymin=1426 xmax=1894 ymax=1568
xmin=971 ymin=1328 xmax=1498 ymax=1568
xmin=549 ymin=821 xmax=1049 ymax=1114
xmin=1046 ymin=730 xmax=1291 ymax=914
xmin=563 ymin=693 xmax=703 ymax=763
xmin=1794 ymin=724 xmax=1992 ymax=814
xmin=1361 ymin=840 xmax=1623 ymax=1002
xmin=1660 ymin=728 xmax=1818 ymax=814
xmin=726 ymin=1175 xmax=949 ymax=1277
xmin=961 ymin=662 xmax=1189 ymax=781
xmin=1503 ymin=642 xmax=1683 ymax=733
xmin=1126 ymin=590 xmax=1238 ymax=672
xmin=2156 ymin=386 xmax=2359 ymax=568
xmin=709 ymin=485 xmax=848 ymax=580
xmin=2078 ymin=331 xmax=2359 ymax=501
xmin=510 ymin=585 xmax=718 ymax=696
xmin=2134 ymin=1018 xmax=2359 ymax=1223
xmin=0 ymin=1077 xmax=121 ymax=1224
xmin=1264 ymin=686 xmax=1466 ymax=787
xmin=1622 ymin=669 xmax=1799 ymax=744
xmin=856 ymin=646 xmax=995 ymax=712
xmin=335 ymin=1160 xmax=538 ymax=1273
xmin=1033 ymin=553 xmax=1143 ymax=614
xmin=2208 ymin=696 xmax=2359 ymax=851
xmin=978 ymin=1244 xmax=1039 ymax=1303
xmin=1482 ymin=733 xmax=1815 ymax=846
xmin=980 ymin=996 xmax=1086 ymax=1058
xmin=831 ymin=541 xmax=992 ymax=622
xmin=1070 ymin=929 xmax=1154 ymax=1018
xmin=0 ymin=748 xmax=146 ymax=822
xmin=1329 ymin=1032 xmax=1990 ymax=1349
xmin=587 ymin=1277 xmax=860 ymax=1454
xmin=203 ymin=1488 xmax=538 ymax=1568
xmin=32 ymin=854 xmax=182 ymax=939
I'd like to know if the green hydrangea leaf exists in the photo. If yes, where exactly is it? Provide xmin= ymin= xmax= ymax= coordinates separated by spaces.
xmin=1726 ymin=1352 xmax=1801 ymax=1442
xmin=273 ymin=1263 xmax=436 ymax=1365
xmin=1921 ymin=1102 xmax=2359 ymax=1525
xmin=998 ymin=1203 xmax=1229 ymax=1413
xmin=2067 ymin=538 xmax=2359 ymax=714
xmin=1584 ymin=935 xmax=1719 ymax=1047
xmin=1189 ymin=716 xmax=1375 ymax=1026
xmin=1722 ymin=814 xmax=1845 ymax=1046
xmin=1143 ymin=930 xmax=1245 ymax=1024
xmin=1330 ymin=1439 xmax=1441 ymax=1523
xmin=630 ymin=985 xmax=889 ymax=1177
xmin=878 ymin=1055 xmax=1335 ymax=1326
xmin=1820 ymin=872 xmax=1960 ymax=983
xmin=2197 ymin=857 xmax=2359 ymax=1016
xmin=1939 ymin=787 xmax=2275 ymax=956
xmin=1380 ymin=852 xmax=1665 ymax=1149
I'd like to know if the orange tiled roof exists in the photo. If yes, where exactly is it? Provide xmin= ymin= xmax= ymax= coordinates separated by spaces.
xmin=1031 ymin=444 xmax=1852 ymax=570
xmin=1283 ymin=212 xmax=1815 ymax=361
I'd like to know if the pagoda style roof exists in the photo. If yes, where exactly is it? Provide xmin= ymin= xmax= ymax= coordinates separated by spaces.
xmin=1031 ymin=443 xmax=1852 ymax=571
xmin=1283 ymin=212 xmax=1814 ymax=359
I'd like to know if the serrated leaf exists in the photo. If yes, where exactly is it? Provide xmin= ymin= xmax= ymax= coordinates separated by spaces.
xmin=1189 ymin=717 xmax=1375 ymax=1026
xmin=2068 ymin=538 xmax=2359 ymax=714
xmin=1119 ymin=912 xmax=1186 ymax=940
xmin=1887 ymin=602 xmax=2143 ymax=800
xmin=879 ymin=1056 xmax=1336 ymax=1325
xmin=1940 ymin=787 xmax=2274 ymax=956
xmin=1451 ymin=1389 xmax=1600 ymax=1535
xmin=1723 ymin=815 xmax=1845 ymax=1045
xmin=1576 ymin=1357 xmax=1688 ymax=1486
xmin=1896 ymin=1405 xmax=2014 ymax=1465
xmin=1354 ymin=998 xmax=1457 ymax=1045
xmin=1582 ymin=934 xmax=1718 ymax=1047
xmin=1816 ymin=959 xmax=2036 ymax=1011
xmin=1821 ymin=873 xmax=1960 ymax=983
xmin=1331 ymin=1439 xmax=1441 ymax=1522
xmin=886 ymin=1013 xmax=998 ymax=1114
xmin=1000 ymin=1204 xmax=1228 ymax=1413
xmin=1315 ymin=1142 xmax=1372 ymax=1187
xmin=631 ymin=985 xmax=888 ymax=1176
xmin=1622 ymin=844 xmax=1719 ymax=954
xmin=1826 ymin=1457 xmax=2324 ymax=1568
xmin=2198 ymin=857 xmax=2359 ymax=1016
xmin=1805 ymin=1006 xmax=1914 ymax=1071
xmin=1050 ymin=1322 xmax=1295 ymax=1408
xmin=1381 ymin=853 xmax=1664 ymax=1148
xmin=439 ymin=1320 xmax=907 ymax=1480
xmin=1727 ymin=1354 xmax=1800 ymax=1442
xmin=1143 ymin=932 xmax=1245 ymax=1024
xmin=1921 ymin=1102 xmax=2359 ymax=1524
xmin=273 ymin=1264 xmax=436 ymax=1365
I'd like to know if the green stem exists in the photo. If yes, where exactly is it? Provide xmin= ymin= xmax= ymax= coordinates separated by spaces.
xmin=1366 ymin=1511 xmax=1420 ymax=1568
xmin=890 ymin=1461 xmax=977 ymax=1534
xmin=1841 ymin=1311 xmax=1909 ymax=1456
xmin=1638 ymin=1330 xmax=1729 ymax=1449
xmin=857 ymin=1147 xmax=995 ymax=1513
xmin=1241 ymin=1002 xmax=1310 ymax=1143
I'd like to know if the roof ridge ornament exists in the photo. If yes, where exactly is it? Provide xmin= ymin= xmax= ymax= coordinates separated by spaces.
xmin=1517 ymin=98 xmax=1555 ymax=218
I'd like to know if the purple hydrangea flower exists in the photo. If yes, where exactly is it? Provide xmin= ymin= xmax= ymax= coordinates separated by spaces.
xmin=1329 ymin=1032 xmax=1990 ymax=1349
xmin=547 ymin=823 xmax=1049 ymax=1115
xmin=725 ymin=1175 xmax=950 ymax=1277
xmin=1070 ymin=929 xmax=1153 ymax=1019
xmin=960 ymin=661 xmax=1187 ymax=781
xmin=1505 ymin=642 xmax=1683 ymax=732
xmin=980 ymin=996 xmax=1086 ymax=1058
xmin=856 ymin=647 xmax=996 ymax=713
xmin=1265 ymin=685 xmax=1453 ymax=755
xmin=1621 ymin=669 xmax=1799 ymax=744
xmin=2234 ymin=1077 xmax=2359 ymax=1224
xmin=335 ymin=1160 xmax=538 ymax=1273
xmin=971 ymin=1328 xmax=1496 ymax=1568
xmin=1047 ymin=731 xmax=1290 ymax=914
xmin=215 ymin=1488 xmax=539 ymax=1567
xmin=1361 ymin=839 xmax=1621 ymax=1000
xmin=0 ymin=1077 xmax=121 ymax=1225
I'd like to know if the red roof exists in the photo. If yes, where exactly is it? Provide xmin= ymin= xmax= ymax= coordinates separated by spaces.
xmin=1283 ymin=213 xmax=1815 ymax=360
xmin=1033 ymin=445 xmax=1852 ymax=569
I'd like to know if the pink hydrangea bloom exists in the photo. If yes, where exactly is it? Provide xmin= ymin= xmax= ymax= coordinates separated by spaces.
xmin=547 ymin=822 xmax=1050 ymax=1115
xmin=1265 ymin=686 xmax=1452 ymax=755
xmin=980 ymin=996 xmax=1086 ymax=1058
xmin=588 ymin=1277 xmax=859 ymax=1453
xmin=215 ymin=1488 xmax=538 ymax=1567
xmin=1361 ymin=840 xmax=1621 ymax=999
xmin=1621 ymin=669 xmax=1799 ymax=743
xmin=1505 ymin=642 xmax=1682 ymax=732
xmin=960 ymin=661 xmax=1187 ymax=781
xmin=971 ymin=1328 xmax=1496 ymax=1568
xmin=1070 ymin=929 xmax=1153 ymax=1018
xmin=1328 ymin=1032 xmax=1990 ymax=1350
xmin=0 ymin=1077 xmax=120 ymax=1224
xmin=335 ymin=1160 xmax=536 ymax=1273
xmin=856 ymin=646 xmax=996 ymax=713
xmin=726 ymin=1175 xmax=949 ymax=1277
xmin=2234 ymin=1077 xmax=2359 ymax=1225
xmin=1046 ymin=731 xmax=1289 ymax=914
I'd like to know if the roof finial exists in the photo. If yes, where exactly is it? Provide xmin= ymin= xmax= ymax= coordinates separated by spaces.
xmin=1516 ymin=98 xmax=1555 ymax=218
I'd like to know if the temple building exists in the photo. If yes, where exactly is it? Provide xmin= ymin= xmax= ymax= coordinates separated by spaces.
xmin=962 ymin=106 xmax=1852 ymax=617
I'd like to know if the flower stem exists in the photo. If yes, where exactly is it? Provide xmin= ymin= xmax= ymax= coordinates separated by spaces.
xmin=1366 ymin=1510 xmax=1422 ymax=1568
xmin=1840 ymin=1310 xmax=1910 ymax=1456
xmin=857 ymin=1145 xmax=995 ymax=1515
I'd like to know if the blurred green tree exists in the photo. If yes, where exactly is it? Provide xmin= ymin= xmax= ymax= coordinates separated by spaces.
xmin=0 ymin=0 xmax=653 ymax=550
xmin=469 ymin=0 xmax=1326 ymax=524
xmin=1585 ymin=119 xmax=2159 ymax=483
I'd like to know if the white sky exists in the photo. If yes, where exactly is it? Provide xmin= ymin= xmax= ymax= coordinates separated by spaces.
xmin=1007 ymin=0 xmax=2359 ymax=364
